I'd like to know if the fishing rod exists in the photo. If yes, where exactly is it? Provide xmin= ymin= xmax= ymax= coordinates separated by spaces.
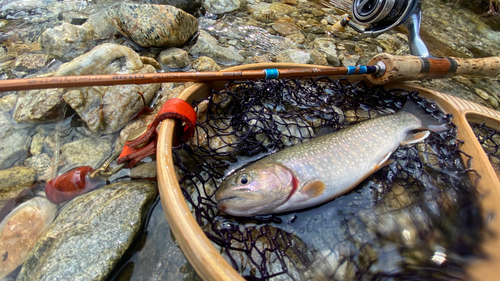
xmin=0 ymin=53 xmax=499 ymax=92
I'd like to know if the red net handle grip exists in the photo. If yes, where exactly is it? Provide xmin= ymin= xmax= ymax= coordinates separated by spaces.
xmin=367 ymin=53 xmax=500 ymax=85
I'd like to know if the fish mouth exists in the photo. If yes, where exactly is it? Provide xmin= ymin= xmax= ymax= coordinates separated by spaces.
xmin=216 ymin=196 xmax=238 ymax=205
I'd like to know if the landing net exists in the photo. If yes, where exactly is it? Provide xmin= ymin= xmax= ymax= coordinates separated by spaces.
xmin=171 ymin=77 xmax=486 ymax=280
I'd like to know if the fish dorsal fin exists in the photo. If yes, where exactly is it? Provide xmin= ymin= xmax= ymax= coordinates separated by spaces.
xmin=300 ymin=180 xmax=326 ymax=199
xmin=401 ymin=130 xmax=430 ymax=145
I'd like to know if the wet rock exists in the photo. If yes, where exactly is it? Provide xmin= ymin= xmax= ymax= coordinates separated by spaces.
xmin=286 ymin=32 xmax=306 ymax=45
xmin=0 ymin=197 xmax=57 ymax=280
xmin=109 ymin=3 xmax=198 ymax=48
xmin=276 ymin=49 xmax=314 ymax=64
xmin=203 ymin=0 xmax=241 ymax=15
xmin=13 ymin=88 xmax=66 ymax=123
xmin=86 ymin=10 xmax=118 ymax=41
xmin=30 ymin=130 xmax=45 ymax=156
xmin=189 ymin=30 xmax=244 ymax=66
xmin=57 ymin=43 xmax=161 ymax=134
xmin=24 ymin=153 xmax=54 ymax=181
xmin=60 ymin=136 xmax=113 ymax=170
xmin=130 ymin=161 xmax=157 ymax=179
xmin=157 ymin=47 xmax=190 ymax=69
xmin=38 ymin=22 xmax=94 ymax=62
xmin=0 ymin=127 xmax=31 ymax=170
xmin=475 ymin=88 xmax=490 ymax=100
xmin=0 ymin=166 xmax=36 ymax=210
xmin=141 ymin=56 xmax=161 ymax=70
xmin=313 ymin=38 xmax=341 ymax=66
xmin=17 ymin=181 xmax=158 ymax=281
xmin=191 ymin=56 xmax=221 ymax=71
xmin=14 ymin=54 xmax=54 ymax=72
xmin=0 ymin=94 xmax=17 ymax=112
xmin=272 ymin=22 xmax=301 ymax=36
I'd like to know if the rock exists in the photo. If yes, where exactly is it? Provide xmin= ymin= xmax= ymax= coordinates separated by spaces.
xmin=191 ymin=56 xmax=221 ymax=71
xmin=109 ymin=3 xmax=198 ymax=48
xmin=286 ymin=32 xmax=306 ymax=45
xmin=0 ymin=166 xmax=36 ymax=210
xmin=272 ymin=22 xmax=300 ymax=36
xmin=203 ymin=0 xmax=241 ymax=15
xmin=157 ymin=47 xmax=190 ymax=69
xmin=475 ymin=88 xmax=490 ymax=100
xmin=86 ymin=10 xmax=118 ymax=40
xmin=488 ymin=95 xmax=499 ymax=109
xmin=57 ymin=43 xmax=161 ymax=134
xmin=24 ymin=153 xmax=54 ymax=181
xmin=13 ymin=89 xmax=66 ymax=123
xmin=0 ymin=197 xmax=57 ymax=280
xmin=189 ymin=30 xmax=244 ymax=66
xmin=0 ymin=94 xmax=17 ymax=112
xmin=38 ymin=22 xmax=94 ymax=62
xmin=14 ymin=54 xmax=54 ymax=72
xmin=60 ymin=137 xmax=113 ymax=170
xmin=0 ymin=130 xmax=31 ymax=170
xmin=313 ymin=38 xmax=341 ymax=66
xmin=130 ymin=161 xmax=157 ymax=179
xmin=17 ymin=181 xmax=158 ymax=281
xmin=276 ymin=49 xmax=314 ymax=64
xmin=134 ymin=0 xmax=202 ymax=14
xmin=30 ymin=131 xmax=45 ymax=156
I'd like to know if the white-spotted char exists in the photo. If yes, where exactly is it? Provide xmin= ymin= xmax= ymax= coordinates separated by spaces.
xmin=215 ymin=101 xmax=448 ymax=217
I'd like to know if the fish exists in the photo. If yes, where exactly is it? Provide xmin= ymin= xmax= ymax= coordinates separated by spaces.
xmin=215 ymin=101 xmax=448 ymax=217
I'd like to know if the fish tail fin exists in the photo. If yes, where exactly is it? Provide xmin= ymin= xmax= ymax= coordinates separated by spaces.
xmin=401 ymin=100 xmax=449 ymax=132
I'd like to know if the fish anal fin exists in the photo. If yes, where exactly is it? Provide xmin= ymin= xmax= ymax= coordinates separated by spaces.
xmin=300 ymin=180 xmax=326 ymax=199
xmin=401 ymin=131 xmax=430 ymax=145
xmin=373 ymin=151 xmax=393 ymax=171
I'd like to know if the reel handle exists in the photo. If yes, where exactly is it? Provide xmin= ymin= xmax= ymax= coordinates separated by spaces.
xmin=367 ymin=53 xmax=500 ymax=85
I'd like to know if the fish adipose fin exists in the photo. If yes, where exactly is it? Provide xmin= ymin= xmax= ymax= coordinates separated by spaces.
xmin=401 ymin=131 xmax=430 ymax=145
xmin=402 ymin=101 xmax=449 ymax=132
xmin=300 ymin=180 xmax=326 ymax=199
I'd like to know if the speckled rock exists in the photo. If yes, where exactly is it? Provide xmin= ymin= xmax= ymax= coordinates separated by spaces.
xmin=276 ymin=49 xmax=314 ymax=64
xmin=13 ymin=54 xmax=54 ymax=72
xmin=24 ymin=153 xmax=53 ymax=181
xmin=0 ymin=197 xmax=57 ymax=280
xmin=109 ymin=3 xmax=198 ymax=48
xmin=60 ymin=136 xmax=113 ymax=171
xmin=157 ymin=47 xmax=190 ymax=69
xmin=16 ymin=181 xmax=158 ymax=281
xmin=192 ymin=56 xmax=221 ymax=71
xmin=135 ymin=0 xmax=202 ymax=14
xmin=203 ymin=0 xmax=241 ymax=15
xmin=313 ymin=38 xmax=341 ymax=66
xmin=13 ymin=88 xmax=66 ymax=123
xmin=0 ymin=166 xmax=36 ymax=210
xmin=38 ymin=22 xmax=94 ymax=62
xmin=0 ymin=94 xmax=17 ymax=112
xmin=57 ymin=43 xmax=160 ymax=134
xmin=190 ymin=30 xmax=244 ymax=66
xmin=86 ymin=10 xmax=118 ymax=40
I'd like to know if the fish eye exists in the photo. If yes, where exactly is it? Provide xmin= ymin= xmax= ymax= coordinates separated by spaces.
xmin=237 ymin=174 xmax=251 ymax=185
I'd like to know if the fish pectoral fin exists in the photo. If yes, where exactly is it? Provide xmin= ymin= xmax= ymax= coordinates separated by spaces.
xmin=373 ymin=151 xmax=393 ymax=171
xmin=300 ymin=180 xmax=326 ymax=199
xmin=401 ymin=130 xmax=430 ymax=145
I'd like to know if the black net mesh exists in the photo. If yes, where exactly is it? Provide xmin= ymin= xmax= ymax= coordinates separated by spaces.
xmin=171 ymin=77 xmax=486 ymax=280
xmin=471 ymin=122 xmax=500 ymax=171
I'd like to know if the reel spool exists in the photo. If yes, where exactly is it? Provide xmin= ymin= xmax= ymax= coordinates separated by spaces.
xmin=351 ymin=0 xmax=420 ymax=36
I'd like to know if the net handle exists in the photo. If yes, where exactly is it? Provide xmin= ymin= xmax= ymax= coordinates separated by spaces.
xmin=367 ymin=53 xmax=500 ymax=84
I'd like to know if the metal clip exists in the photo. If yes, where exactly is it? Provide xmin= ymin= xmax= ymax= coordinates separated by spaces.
xmin=90 ymin=150 xmax=127 ymax=179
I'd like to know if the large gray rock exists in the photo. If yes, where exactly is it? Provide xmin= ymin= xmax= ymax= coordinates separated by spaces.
xmin=60 ymin=136 xmax=114 ymax=171
xmin=109 ymin=3 xmax=198 ymax=48
xmin=57 ymin=43 xmax=161 ymax=134
xmin=17 ymin=181 xmax=158 ymax=281
xmin=189 ymin=30 xmax=244 ymax=66
xmin=38 ymin=22 xmax=94 ymax=62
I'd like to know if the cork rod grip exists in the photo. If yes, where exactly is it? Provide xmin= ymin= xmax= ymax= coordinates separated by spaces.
xmin=366 ymin=53 xmax=500 ymax=85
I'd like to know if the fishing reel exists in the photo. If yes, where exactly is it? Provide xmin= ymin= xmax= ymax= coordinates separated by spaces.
xmin=334 ymin=0 xmax=431 ymax=57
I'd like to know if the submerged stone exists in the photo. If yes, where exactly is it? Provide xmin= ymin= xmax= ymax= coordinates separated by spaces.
xmin=39 ymin=22 xmax=94 ymax=62
xmin=203 ymin=0 xmax=241 ymax=15
xmin=0 ymin=166 xmax=36 ymax=210
xmin=109 ymin=3 xmax=198 ymax=48
xmin=157 ymin=47 xmax=190 ymax=69
xmin=17 ymin=181 xmax=158 ymax=281
xmin=0 ymin=197 xmax=57 ymax=280
xmin=13 ymin=88 xmax=66 ymax=123
xmin=60 ymin=136 xmax=113 ymax=170
xmin=57 ymin=43 xmax=160 ymax=134
xmin=189 ymin=30 xmax=244 ymax=66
